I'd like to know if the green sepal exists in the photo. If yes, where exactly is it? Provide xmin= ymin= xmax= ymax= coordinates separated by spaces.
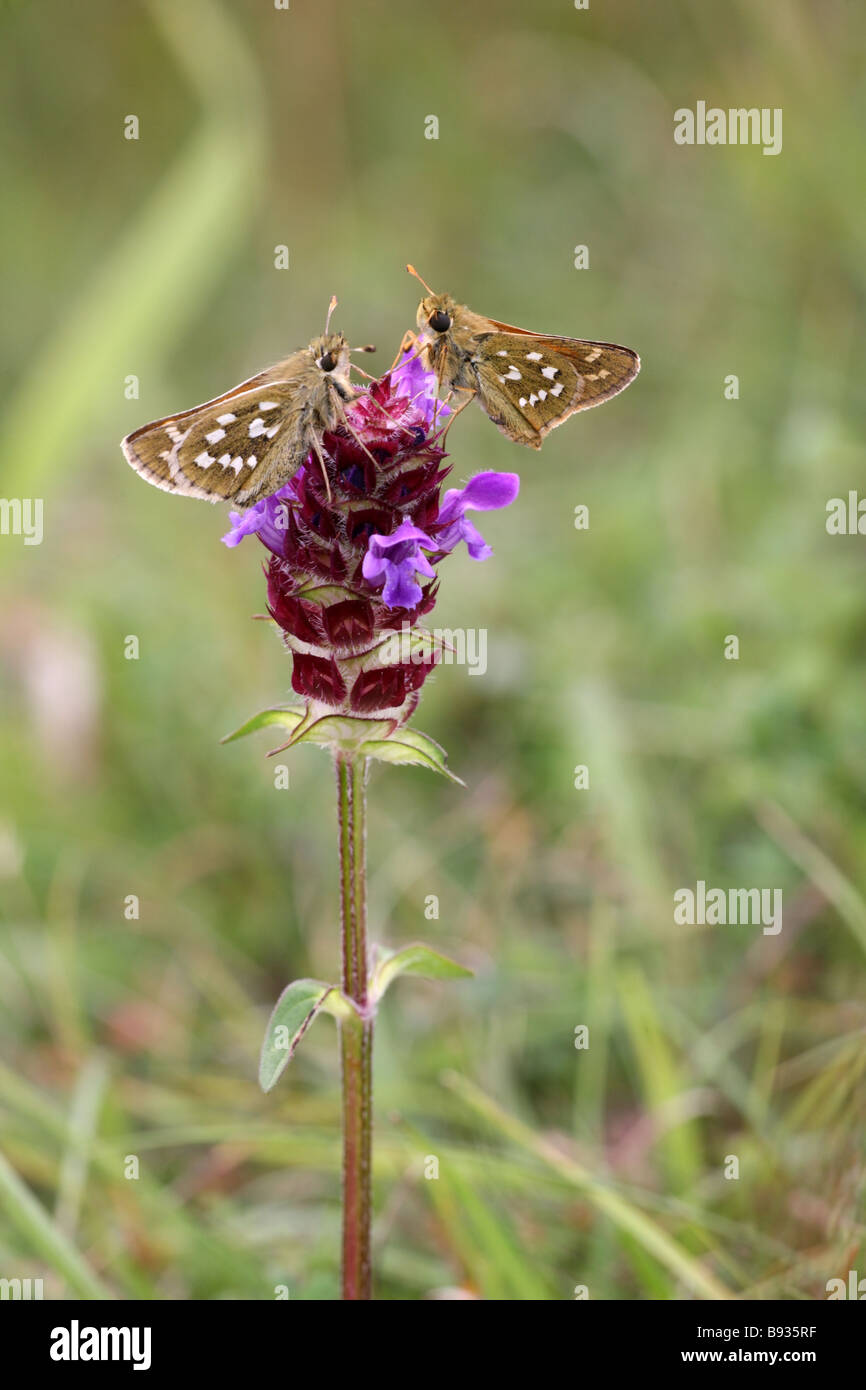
xmin=259 ymin=978 xmax=358 ymax=1093
xmin=223 ymin=709 xmax=463 ymax=778
xmin=371 ymin=942 xmax=473 ymax=1002
xmin=337 ymin=628 xmax=456 ymax=681
xmin=295 ymin=582 xmax=357 ymax=606
xmin=221 ymin=707 xmax=398 ymax=758
xmin=360 ymin=727 xmax=464 ymax=784
xmin=289 ymin=714 xmax=397 ymax=755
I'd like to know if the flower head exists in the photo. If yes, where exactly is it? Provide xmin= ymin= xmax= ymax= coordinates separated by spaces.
xmin=221 ymin=354 xmax=519 ymax=731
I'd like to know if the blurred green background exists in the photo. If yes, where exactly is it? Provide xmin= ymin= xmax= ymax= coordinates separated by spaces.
xmin=1 ymin=0 xmax=864 ymax=1300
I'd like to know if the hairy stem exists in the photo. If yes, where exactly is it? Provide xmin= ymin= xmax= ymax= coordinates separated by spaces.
xmin=335 ymin=753 xmax=372 ymax=1300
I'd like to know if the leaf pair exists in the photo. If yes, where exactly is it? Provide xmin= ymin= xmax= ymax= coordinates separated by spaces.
xmin=259 ymin=944 xmax=472 ymax=1092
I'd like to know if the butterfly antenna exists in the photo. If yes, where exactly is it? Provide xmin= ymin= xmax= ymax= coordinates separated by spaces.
xmin=350 ymin=344 xmax=376 ymax=353
xmin=406 ymin=264 xmax=436 ymax=296
xmin=325 ymin=295 xmax=338 ymax=333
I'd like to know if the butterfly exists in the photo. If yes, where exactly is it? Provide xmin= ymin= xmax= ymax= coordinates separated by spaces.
xmin=121 ymin=298 xmax=376 ymax=504
xmin=400 ymin=266 xmax=640 ymax=448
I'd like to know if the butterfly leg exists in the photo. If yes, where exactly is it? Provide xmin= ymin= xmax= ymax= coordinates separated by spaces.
xmin=309 ymin=432 xmax=333 ymax=502
xmin=435 ymin=387 xmax=476 ymax=447
xmin=430 ymin=362 xmax=454 ymax=433
xmin=387 ymin=331 xmax=428 ymax=373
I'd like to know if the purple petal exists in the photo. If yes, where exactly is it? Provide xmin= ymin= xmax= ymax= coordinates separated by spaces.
xmin=382 ymin=562 xmax=423 ymax=609
xmin=437 ymin=471 xmax=520 ymax=524
xmin=436 ymin=515 xmax=491 ymax=560
xmin=370 ymin=518 xmax=436 ymax=558
xmin=391 ymin=349 xmax=449 ymax=427
xmin=362 ymin=550 xmax=388 ymax=582
xmin=221 ymin=485 xmax=293 ymax=553
xmin=460 ymin=517 xmax=493 ymax=561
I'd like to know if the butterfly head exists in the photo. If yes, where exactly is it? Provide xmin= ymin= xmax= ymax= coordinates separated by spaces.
xmin=416 ymin=292 xmax=456 ymax=338
xmin=309 ymin=332 xmax=351 ymax=378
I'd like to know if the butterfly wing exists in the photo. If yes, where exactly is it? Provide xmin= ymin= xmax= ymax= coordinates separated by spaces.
xmin=121 ymin=362 xmax=310 ymax=505
xmin=474 ymin=330 xmax=639 ymax=447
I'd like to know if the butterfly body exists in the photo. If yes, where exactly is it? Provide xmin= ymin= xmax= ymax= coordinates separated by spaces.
xmin=408 ymin=275 xmax=640 ymax=449
xmin=122 ymin=331 xmax=360 ymax=505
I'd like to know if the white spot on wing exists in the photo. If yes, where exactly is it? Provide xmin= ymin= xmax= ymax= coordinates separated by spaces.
xmin=249 ymin=418 xmax=267 ymax=437
xmin=265 ymin=423 xmax=280 ymax=439
xmin=519 ymin=397 xmax=527 ymax=408
xmin=206 ymin=428 xmax=226 ymax=444
xmin=259 ymin=401 xmax=278 ymax=411
xmin=504 ymin=367 xmax=521 ymax=381
xmin=550 ymin=382 xmax=564 ymax=397
xmin=217 ymin=413 xmax=237 ymax=425
xmin=526 ymin=351 xmax=543 ymax=361
xmin=195 ymin=451 xmax=214 ymax=467
xmin=585 ymin=348 xmax=601 ymax=363
xmin=542 ymin=366 xmax=558 ymax=379
xmin=496 ymin=350 xmax=508 ymax=357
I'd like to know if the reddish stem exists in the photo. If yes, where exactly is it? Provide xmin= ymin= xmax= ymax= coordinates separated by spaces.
xmin=335 ymin=754 xmax=372 ymax=1300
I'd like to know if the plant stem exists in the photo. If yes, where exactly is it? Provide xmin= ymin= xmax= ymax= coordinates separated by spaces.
xmin=335 ymin=753 xmax=372 ymax=1300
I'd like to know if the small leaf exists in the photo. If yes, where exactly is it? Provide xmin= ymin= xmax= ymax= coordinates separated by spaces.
xmin=372 ymin=942 xmax=473 ymax=1001
xmin=221 ymin=707 xmax=305 ymax=746
xmin=361 ymin=728 xmax=465 ymax=785
xmin=259 ymin=978 xmax=356 ymax=1092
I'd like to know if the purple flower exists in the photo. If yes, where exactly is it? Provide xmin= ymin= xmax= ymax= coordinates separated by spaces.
xmin=434 ymin=471 xmax=520 ymax=560
xmin=362 ymin=471 xmax=520 ymax=610
xmin=221 ymin=484 xmax=293 ymax=553
xmin=362 ymin=518 xmax=437 ymax=609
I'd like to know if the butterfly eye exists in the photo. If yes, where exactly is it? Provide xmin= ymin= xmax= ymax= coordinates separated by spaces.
xmin=318 ymin=352 xmax=337 ymax=372
xmin=428 ymin=310 xmax=451 ymax=333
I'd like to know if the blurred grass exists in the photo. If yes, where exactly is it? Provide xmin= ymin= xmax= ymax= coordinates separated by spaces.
xmin=1 ymin=0 xmax=865 ymax=1298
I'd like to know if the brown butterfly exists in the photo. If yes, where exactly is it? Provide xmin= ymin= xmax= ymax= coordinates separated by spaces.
xmin=401 ymin=266 xmax=639 ymax=448
xmin=121 ymin=298 xmax=376 ymax=504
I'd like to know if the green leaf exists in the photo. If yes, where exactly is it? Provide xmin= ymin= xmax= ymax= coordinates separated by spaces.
xmin=372 ymin=943 xmax=473 ymax=1001
xmin=259 ymin=979 xmax=356 ymax=1093
xmin=221 ymin=707 xmax=305 ymax=746
xmin=360 ymin=728 xmax=465 ymax=784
